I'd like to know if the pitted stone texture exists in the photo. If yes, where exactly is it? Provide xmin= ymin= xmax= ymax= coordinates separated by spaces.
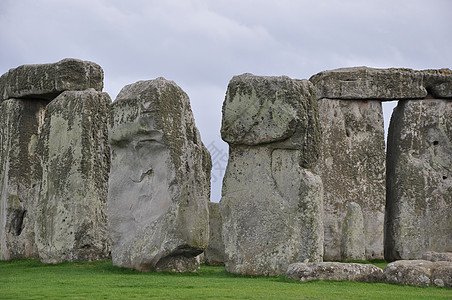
xmin=0 ymin=99 xmax=46 ymax=260
xmin=422 ymin=251 xmax=452 ymax=262
xmin=310 ymin=67 xmax=452 ymax=100
xmin=385 ymin=100 xmax=452 ymax=262
xmin=220 ymin=147 xmax=323 ymax=276
xmin=316 ymin=99 xmax=385 ymax=260
xmin=431 ymin=262 xmax=452 ymax=287
xmin=423 ymin=69 xmax=452 ymax=98
xmin=108 ymin=78 xmax=211 ymax=272
xmin=35 ymin=89 xmax=111 ymax=263
xmin=0 ymin=58 xmax=103 ymax=101
xmin=341 ymin=202 xmax=365 ymax=260
xmin=221 ymin=74 xmax=321 ymax=167
xmin=383 ymin=260 xmax=452 ymax=287
xmin=220 ymin=74 xmax=323 ymax=276
xmin=286 ymin=262 xmax=383 ymax=283
xmin=204 ymin=202 xmax=225 ymax=266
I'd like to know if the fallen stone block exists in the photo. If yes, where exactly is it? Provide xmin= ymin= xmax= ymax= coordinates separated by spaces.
xmin=422 ymin=251 xmax=452 ymax=262
xmin=383 ymin=260 xmax=452 ymax=287
xmin=286 ymin=262 xmax=383 ymax=283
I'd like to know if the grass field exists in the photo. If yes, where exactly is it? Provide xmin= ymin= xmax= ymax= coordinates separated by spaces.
xmin=0 ymin=259 xmax=450 ymax=299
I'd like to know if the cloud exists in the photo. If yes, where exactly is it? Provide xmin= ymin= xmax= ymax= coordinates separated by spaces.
xmin=1 ymin=0 xmax=451 ymax=201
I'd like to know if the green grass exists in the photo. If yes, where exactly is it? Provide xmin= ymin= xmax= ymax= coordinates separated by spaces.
xmin=0 ymin=259 xmax=450 ymax=299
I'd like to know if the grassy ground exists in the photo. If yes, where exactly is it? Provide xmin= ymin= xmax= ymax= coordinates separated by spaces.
xmin=0 ymin=259 xmax=450 ymax=299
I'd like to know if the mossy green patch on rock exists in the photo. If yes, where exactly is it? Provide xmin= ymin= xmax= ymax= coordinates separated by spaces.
xmin=35 ymin=89 xmax=111 ymax=263
xmin=221 ymin=73 xmax=321 ymax=168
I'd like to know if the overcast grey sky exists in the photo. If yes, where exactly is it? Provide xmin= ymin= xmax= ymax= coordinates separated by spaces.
xmin=1 ymin=0 xmax=451 ymax=202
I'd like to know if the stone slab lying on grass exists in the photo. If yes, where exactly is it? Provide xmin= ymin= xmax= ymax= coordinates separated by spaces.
xmin=422 ymin=251 xmax=452 ymax=262
xmin=383 ymin=260 xmax=452 ymax=287
xmin=285 ymin=262 xmax=383 ymax=283
xmin=0 ymin=58 xmax=104 ymax=101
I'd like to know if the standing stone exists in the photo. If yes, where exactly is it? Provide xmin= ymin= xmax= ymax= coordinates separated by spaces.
xmin=220 ymin=74 xmax=323 ymax=276
xmin=0 ymin=58 xmax=104 ymax=101
xmin=204 ymin=202 xmax=225 ymax=266
xmin=0 ymin=99 xmax=47 ymax=259
xmin=35 ymin=89 xmax=111 ymax=263
xmin=108 ymin=78 xmax=211 ymax=272
xmin=341 ymin=202 xmax=365 ymax=260
xmin=385 ymin=99 xmax=452 ymax=261
xmin=313 ymin=98 xmax=385 ymax=260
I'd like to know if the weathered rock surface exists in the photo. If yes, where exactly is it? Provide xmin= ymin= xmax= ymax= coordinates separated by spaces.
xmin=0 ymin=99 xmax=47 ymax=259
xmin=0 ymin=58 xmax=103 ymax=101
xmin=220 ymin=74 xmax=323 ymax=276
xmin=310 ymin=67 xmax=452 ymax=100
xmin=221 ymin=74 xmax=321 ymax=162
xmin=422 ymin=251 xmax=452 ymax=262
xmin=431 ymin=261 xmax=452 ymax=288
xmin=204 ymin=202 xmax=225 ymax=266
xmin=341 ymin=202 xmax=365 ymax=260
xmin=316 ymin=99 xmax=385 ymax=260
xmin=383 ymin=260 xmax=452 ymax=287
xmin=286 ymin=262 xmax=383 ymax=283
xmin=385 ymin=99 xmax=452 ymax=262
xmin=35 ymin=89 xmax=111 ymax=263
xmin=108 ymin=78 xmax=211 ymax=272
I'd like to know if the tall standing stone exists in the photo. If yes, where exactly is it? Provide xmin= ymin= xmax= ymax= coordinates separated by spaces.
xmin=385 ymin=99 xmax=452 ymax=261
xmin=313 ymin=98 xmax=385 ymax=260
xmin=35 ymin=89 xmax=111 ymax=263
xmin=341 ymin=202 xmax=365 ymax=260
xmin=204 ymin=202 xmax=225 ymax=266
xmin=0 ymin=99 xmax=47 ymax=259
xmin=0 ymin=58 xmax=105 ymax=261
xmin=312 ymin=67 xmax=452 ymax=261
xmin=108 ymin=78 xmax=211 ymax=272
xmin=311 ymin=68 xmax=390 ymax=260
xmin=220 ymin=74 xmax=324 ymax=276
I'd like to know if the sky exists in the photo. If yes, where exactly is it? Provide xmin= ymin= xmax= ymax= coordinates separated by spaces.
xmin=1 ymin=0 xmax=451 ymax=202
